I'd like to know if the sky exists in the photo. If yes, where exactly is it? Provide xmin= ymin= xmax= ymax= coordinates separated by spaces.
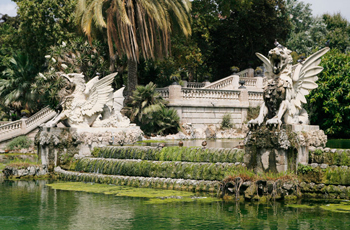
xmin=0 ymin=0 xmax=349 ymax=21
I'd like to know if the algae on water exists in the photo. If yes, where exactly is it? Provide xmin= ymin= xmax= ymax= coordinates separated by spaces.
xmin=47 ymin=182 xmax=221 ymax=204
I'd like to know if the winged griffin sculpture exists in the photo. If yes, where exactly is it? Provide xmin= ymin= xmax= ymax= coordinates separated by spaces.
xmin=45 ymin=72 xmax=130 ymax=128
xmin=248 ymin=43 xmax=329 ymax=128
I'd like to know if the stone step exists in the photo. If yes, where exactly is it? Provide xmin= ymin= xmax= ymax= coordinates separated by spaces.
xmin=74 ymin=158 xmax=245 ymax=181
xmin=94 ymin=146 xmax=245 ymax=164
xmin=55 ymin=167 xmax=220 ymax=193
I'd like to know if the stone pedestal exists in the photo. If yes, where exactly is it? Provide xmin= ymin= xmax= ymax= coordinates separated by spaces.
xmin=244 ymin=124 xmax=327 ymax=173
xmin=36 ymin=126 xmax=143 ymax=171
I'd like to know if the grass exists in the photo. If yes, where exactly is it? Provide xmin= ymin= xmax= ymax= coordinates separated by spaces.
xmin=47 ymin=182 xmax=221 ymax=204
xmin=4 ymin=156 xmax=41 ymax=169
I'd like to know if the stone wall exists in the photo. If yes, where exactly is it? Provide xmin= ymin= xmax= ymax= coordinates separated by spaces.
xmin=171 ymin=106 xmax=247 ymax=128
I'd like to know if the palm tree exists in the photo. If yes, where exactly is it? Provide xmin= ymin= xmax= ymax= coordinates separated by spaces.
xmin=130 ymin=82 xmax=165 ymax=124
xmin=0 ymin=53 xmax=39 ymax=112
xmin=75 ymin=0 xmax=191 ymax=95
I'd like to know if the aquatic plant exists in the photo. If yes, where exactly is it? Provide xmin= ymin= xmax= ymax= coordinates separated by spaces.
xmin=55 ymin=167 xmax=221 ymax=193
xmin=74 ymin=158 xmax=243 ymax=181
xmin=95 ymin=146 xmax=245 ymax=164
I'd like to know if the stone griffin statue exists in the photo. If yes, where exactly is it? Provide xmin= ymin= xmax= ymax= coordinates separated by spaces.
xmin=45 ymin=72 xmax=130 ymax=128
xmin=248 ymin=42 xmax=329 ymax=128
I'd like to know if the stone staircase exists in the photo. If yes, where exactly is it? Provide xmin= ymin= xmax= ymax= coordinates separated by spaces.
xmin=55 ymin=146 xmax=246 ymax=194
xmin=0 ymin=106 xmax=57 ymax=143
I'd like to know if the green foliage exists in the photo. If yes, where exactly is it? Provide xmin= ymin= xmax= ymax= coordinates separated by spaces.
xmin=191 ymin=0 xmax=291 ymax=80
xmin=323 ymin=13 xmax=350 ymax=52
xmin=74 ymin=157 xmax=243 ymax=181
xmin=297 ymin=164 xmax=313 ymax=175
xmin=285 ymin=0 xmax=327 ymax=55
xmin=246 ymin=106 xmax=260 ymax=122
xmin=0 ymin=15 xmax=20 ymax=72
xmin=31 ymin=37 xmax=111 ymax=109
xmin=306 ymin=49 xmax=350 ymax=137
xmin=152 ymin=107 xmax=180 ymax=135
xmin=129 ymin=82 xmax=179 ymax=135
xmin=96 ymin=146 xmax=245 ymax=163
xmin=13 ymin=0 xmax=77 ymax=69
xmin=221 ymin=113 xmax=233 ymax=129
xmin=6 ymin=136 xmax=33 ymax=151
xmin=0 ymin=53 xmax=40 ymax=112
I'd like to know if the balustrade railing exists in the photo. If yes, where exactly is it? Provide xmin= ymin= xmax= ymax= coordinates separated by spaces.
xmin=25 ymin=106 xmax=56 ymax=128
xmin=238 ymin=69 xmax=250 ymax=78
xmin=181 ymin=88 xmax=240 ymax=101
xmin=240 ymin=77 xmax=257 ymax=87
xmin=155 ymin=88 xmax=169 ymax=99
xmin=0 ymin=120 xmax=22 ymax=136
xmin=186 ymin=82 xmax=205 ymax=88
xmin=248 ymin=91 xmax=264 ymax=101
xmin=0 ymin=106 xmax=56 ymax=143
xmin=203 ymin=76 xmax=234 ymax=90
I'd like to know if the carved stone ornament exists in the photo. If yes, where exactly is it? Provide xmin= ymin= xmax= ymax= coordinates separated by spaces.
xmin=45 ymin=72 xmax=130 ymax=128
xmin=248 ymin=45 xmax=330 ymax=127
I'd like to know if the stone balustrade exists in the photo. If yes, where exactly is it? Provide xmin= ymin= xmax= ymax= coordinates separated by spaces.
xmin=0 ymin=106 xmax=57 ymax=143
xmin=153 ymin=68 xmax=266 ymax=127
xmin=0 ymin=120 xmax=23 ymax=137
xmin=186 ymin=82 xmax=206 ymax=88
xmin=156 ymin=88 xmax=169 ymax=99
xmin=248 ymin=91 xmax=264 ymax=107
xmin=203 ymin=76 xmax=235 ymax=90
xmin=182 ymin=88 xmax=240 ymax=101
xmin=25 ymin=106 xmax=56 ymax=129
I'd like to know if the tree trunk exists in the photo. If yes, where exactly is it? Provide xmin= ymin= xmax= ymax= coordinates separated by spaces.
xmin=127 ymin=58 xmax=138 ymax=96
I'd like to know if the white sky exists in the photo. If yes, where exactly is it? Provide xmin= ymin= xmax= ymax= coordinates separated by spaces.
xmin=0 ymin=0 xmax=349 ymax=21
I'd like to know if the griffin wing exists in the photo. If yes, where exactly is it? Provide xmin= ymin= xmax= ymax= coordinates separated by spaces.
xmin=81 ymin=72 xmax=118 ymax=116
xmin=256 ymin=52 xmax=273 ymax=78
xmin=291 ymin=47 xmax=330 ymax=110
xmin=113 ymin=86 xmax=125 ymax=112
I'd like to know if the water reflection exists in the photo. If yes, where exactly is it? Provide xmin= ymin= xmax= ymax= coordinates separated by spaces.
xmin=326 ymin=139 xmax=350 ymax=149
xmin=1 ymin=179 xmax=350 ymax=229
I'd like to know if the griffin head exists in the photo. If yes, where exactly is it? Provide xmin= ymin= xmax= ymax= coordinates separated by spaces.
xmin=268 ymin=45 xmax=292 ymax=74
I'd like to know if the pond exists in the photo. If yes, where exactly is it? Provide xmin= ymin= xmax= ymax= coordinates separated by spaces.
xmin=326 ymin=139 xmax=350 ymax=149
xmin=1 ymin=179 xmax=350 ymax=229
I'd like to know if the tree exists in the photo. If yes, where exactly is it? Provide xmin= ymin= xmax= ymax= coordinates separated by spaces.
xmin=285 ymin=0 xmax=327 ymax=55
xmin=128 ymin=82 xmax=179 ymax=135
xmin=0 ymin=14 xmax=20 ymax=72
xmin=13 ymin=0 xmax=78 ymax=68
xmin=190 ymin=0 xmax=291 ymax=80
xmin=75 ymin=0 xmax=191 ymax=95
xmin=306 ymin=49 xmax=350 ymax=138
xmin=323 ymin=13 xmax=350 ymax=52
xmin=31 ymin=37 xmax=111 ymax=109
xmin=0 ymin=53 xmax=39 ymax=112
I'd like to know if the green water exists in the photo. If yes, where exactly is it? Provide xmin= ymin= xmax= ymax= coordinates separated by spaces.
xmin=326 ymin=139 xmax=350 ymax=149
xmin=1 ymin=179 xmax=350 ymax=229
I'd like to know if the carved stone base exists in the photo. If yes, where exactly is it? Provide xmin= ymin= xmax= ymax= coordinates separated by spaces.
xmin=244 ymin=124 xmax=327 ymax=173
xmin=36 ymin=126 xmax=143 ymax=171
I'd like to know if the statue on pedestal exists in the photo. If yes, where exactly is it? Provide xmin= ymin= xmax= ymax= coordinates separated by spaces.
xmin=248 ymin=43 xmax=329 ymax=127
xmin=45 ymin=72 xmax=130 ymax=128
xmin=245 ymin=42 xmax=329 ymax=173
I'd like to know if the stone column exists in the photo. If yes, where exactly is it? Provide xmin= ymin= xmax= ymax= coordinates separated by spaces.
xmin=247 ymin=68 xmax=254 ymax=78
xmin=255 ymin=77 xmax=264 ymax=90
xmin=239 ymin=88 xmax=249 ymax=106
xmin=232 ymin=75 xmax=240 ymax=89
xmin=168 ymin=85 xmax=182 ymax=104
